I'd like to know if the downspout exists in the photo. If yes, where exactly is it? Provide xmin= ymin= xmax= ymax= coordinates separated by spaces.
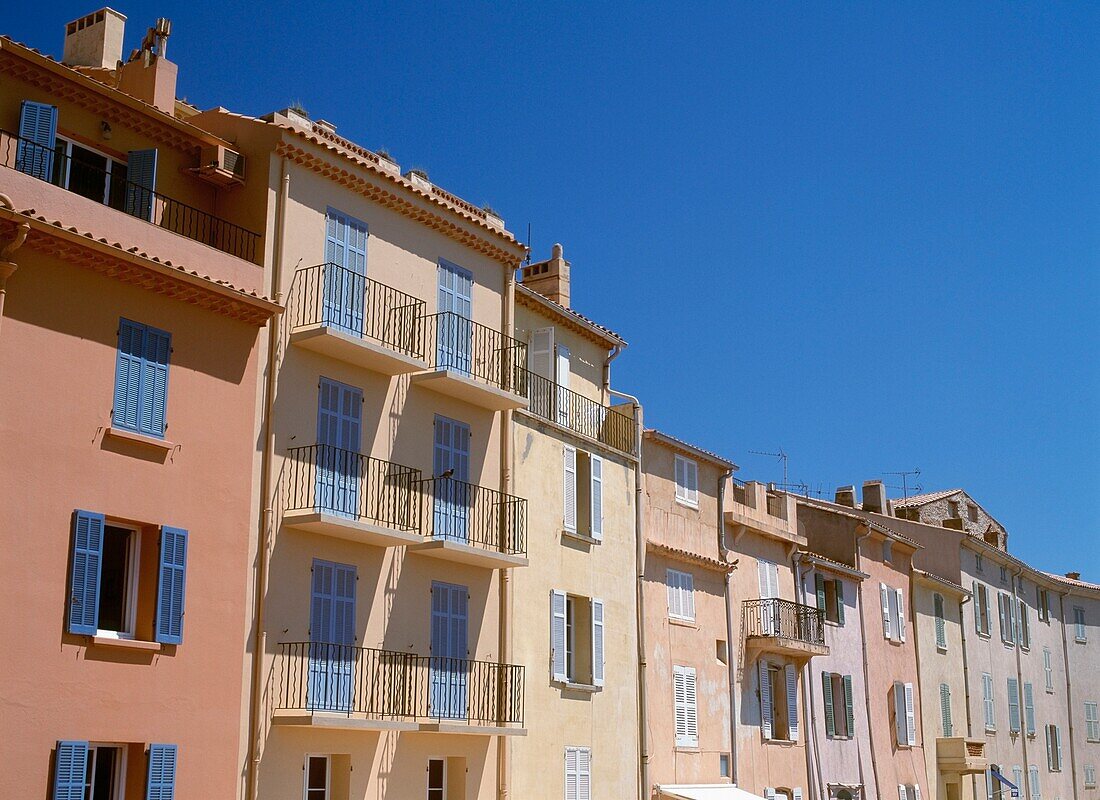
xmin=1011 ymin=564 xmax=1031 ymax=800
xmin=497 ymin=262 xmax=517 ymax=800
xmin=0 ymin=193 xmax=30 ymax=338
xmin=909 ymin=573 xmax=928 ymax=797
xmin=1058 ymin=590 xmax=1079 ymax=800
xmin=959 ymin=591 xmax=975 ymax=800
xmin=796 ymin=554 xmax=825 ymax=800
xmin=718 ymin=469 xmax=739 ymax=786
xmin=247 ymin=159 xmax=289 ymax=800
xmin=854 ymin=523 xmax=882 ymax=800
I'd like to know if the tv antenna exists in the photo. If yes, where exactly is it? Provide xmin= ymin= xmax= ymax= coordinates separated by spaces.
xmin=882 ymin=468 xmax=922 ymax=499
xmin=750 ymin=448 xmax=789 ymax=487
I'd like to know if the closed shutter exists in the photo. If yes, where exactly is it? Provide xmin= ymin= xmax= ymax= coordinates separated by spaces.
xmin=835 ymin=579 xmax=845 ymax=625
xmin=667 ymin=570 xmax=682 ymax=619
xmin=1029 ymin=766 xmax=1040 ymax=800
xmin=591 ymin=599 xmax=605 ymax=687
xmin=52 ymin=740 xmax=88 ymax=800
xmin=333 ymin=563 xmax=357 ymax=647
xmin=941 ymin=683 xmax=953 ymax=736
xmin=155 ymin=526 xmax=188 ymax=644
xmin=1018 ymin=600 xmax=1030 ymax=648
xmin=589 ymin=454 xmax=603 ymax=541
xmin=1023 ymin=683 xmax=1035 ymax=735
xmin=1008 ymin=678 xmax=1021 ymax=733
xmin=785 ymin=663 xmax=799 ymax=741
xmin=816 ymin=574 xmax=827 ymax=612
xmin=576 ymin=747 xmax=590 ymax=800
xmin=974 ymin=582 xmax=982 ymax=632
xmin=17 ymin=100 xmax=58 ymax=180
xmin=673 ymin=665 xmax=698 ymax=746
xmin=141 ymin=325 xmax=171 ymax=437
xmin=551 ymin=590 xmax=567 ymax=681
xmin=146 ymin=743 xmax=178 ymax=800
xmin=1054 ymin=725 xmax=1063 ymax=770
xmin=563 ymin=446 xmax=577 ymax=532
xmin=1013 ymin=768 xmax=1023 ymax=795
xmin=555 ymin=344 xmax=571 ymax=426
xmin=822 ymin=671 xmax=836 ymax=737
xmin=529 ymin=327 xmax=554 ymax=378
xmin=896 ymin=588 xmax=907 ymax=642
xmin=114 ymin=319 xmax=145 ymax=432
xmin=935 ymin=594 xmax=947 ymax=649
xmin=564 ymin=747 xmax=578 ymax=800
xmin=759 ymin=660 xmax=773 ymax=740
xmin=68 ymin=510 xmax=105 ymax=635
xmin=881 ymin=584 xmax=892 ymax=639
xmin=124 ymin=148 xmax=158 ymax=221
xmin=842 ymin=675 xmax=855 ymax=735
xmin=904 ymin=682 xmax=917 ymax=745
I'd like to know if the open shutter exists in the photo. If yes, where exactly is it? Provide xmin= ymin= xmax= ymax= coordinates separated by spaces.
xmin=759 ymin=660 xmax=773 ymax=740
xmin=973 ymin=582 xmax=982 ymax=632
xmin=1055 ymin=725 xmax=1063 ymax=770
xmin=52 ymin=740 xmax=88 ymax=800
xmin=914 ymin=787 xmax=923 ymax=800
xmin=1018 ymin=601 xmax=1030 ymax=649
xmin=124 ymin=148 xmax=158 ymax=221
xmin=529 ymin=327 xmax=554 ymax=378
xmin=68 ymin=510 xmax=104 ymax=635
xmin=843 ymin=675 xmax=855 ymax=735
xmin=17 ymin=100 xmax=58 ymax=181
xmin=551 ymin=590 xmax=567 ymax=681
xmin=592 ymin=598 xmax=605 ymax=687
xmin=682 ymin=572 xmax=695 ymax=621
xmin=999 ymin=594 xmax=1009 ymax=643
xmin=815 ymin=573 xmax=826 ymax=612
xmin=563 ymin=446 xmax=577 ymax=532
xmin=894 ymin=682 xmax=907 ymax=744
xmin=1008 ymin=678 xmax=1021 ymax=733
xmin=764 ymin=790 xmax=776 ymax=800
xmin=793 ymin=790 xmax=803 ymax=800
xmin=590 ymin=454 xmax=603 ymax=541
xmin=835 ymin=580 xmax=845 ymax=625
xmin=935 ymin=594 xmax=947 ymax=649
xmin=982 ymin=586 xmax=992 ymax=636
xmin=881 ymin=583 xmax=892 ymax=639
xmin=155 ymin=526 xmax=188 ymax=644
xmin=905 ymin=682 xmax=917 ymax=745
xmin=785 ymin=663 xmax=799 ymax=741
xmin=146 ymin=743 xmax=178 ymax=800
xmin=896 ymin=588 xmax=907 ymax=642
xmin=822 ymin=672 xmax=835 ymax=737
xmin=899 ymin=785 xmax=908 ymax=800
xmin=1023 ymin=683 xmax=1035 ymax=735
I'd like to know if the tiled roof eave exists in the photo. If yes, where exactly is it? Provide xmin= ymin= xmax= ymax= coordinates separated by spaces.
xmin=515 ymin=284 xmax=626 ymax=347
xmin=646 ymin=540 xmax=737 ymax=573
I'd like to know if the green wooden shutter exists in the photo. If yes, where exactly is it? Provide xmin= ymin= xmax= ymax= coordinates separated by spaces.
xmin=835 ymin=579 xmax=845 ymax=625
xmin=843 ymin=674 xmax=855 ymax=734
xmin=822 ymin=671 xmax=835 ymax=737
xmin=816 ymin=573 xmax=826 ymax=612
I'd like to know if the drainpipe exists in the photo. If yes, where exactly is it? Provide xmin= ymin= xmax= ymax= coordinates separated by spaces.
xmin=497 ymin=261 xmax=517 ymax=800
xmin=247 ymin=158 xmax=289 ymax=800
xmin=959 ymin=590 xmax=975 ymax=800
xmin=1010 ymin=565 xmax=1031 ymax=800
xmin=854 ymin=523 xmax=882 ymax=800
xmin=1057 ymin=590 xmax=1079 ymax=800
xmin=0 ymin=193 xmax=30 ymax=338
xmin=795 ymin=554 xmax=825 ymax=800
xmin=909 ymin=572 xmax=929 ymax=797
xmin=718 ymin=469 xmax=739 ymax=786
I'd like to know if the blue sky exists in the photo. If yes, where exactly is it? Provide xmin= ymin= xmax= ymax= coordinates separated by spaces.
xmin=6 ymin=2 xmax=1097 ymax=577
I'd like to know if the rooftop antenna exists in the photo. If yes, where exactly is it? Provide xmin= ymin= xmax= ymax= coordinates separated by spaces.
xmin=750 ymin=448 xmax=789 ymax=487
xmin=882 ymin=468 xmax=922 ymax=500
xmin=523 ymin=223 xmax=532 ymax=266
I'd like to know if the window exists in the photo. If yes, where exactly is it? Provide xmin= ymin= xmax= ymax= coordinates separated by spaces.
xmin=948 ymin=500 xmax=961 ymax=518
xmin=1084 ymin=765 xmax=1096 ymax=789
xmin=998 ymin=592 xmax=1017 ymax=645
xmin=974 ymin=582 xmax=992 ymax=636
xmin=1036 ymin=588 xmax=1050 ymax=623
xmin=564 ymin=747 xmax=591 ymax=800
xmin=113 ymin=318 xmax=171 ymax=438
xmin=976 ymin=553 xmax=984 ymax=573
xmin=1000 ymin=566 xmax=1009 ymax=584
xmin=968 ymin=504 xmax=979 ymax=522
xmin=1074 ymin=607 xmax=1087 ymax=642
xmin=982 ymin=673 xmax=996 ymax=731
xmin=551 ymin=591 xmax=604 ymax=687
xmin=563 ymin=447 xmax=603 ymax=540
xmin=1046 ymin=725 xmax=1063 ymax=772
xmin=54 ymin=137 xmax=131 ymax=209
xmin=1085 ymin=702 xmax=1100 ymax=742
xmin=667 ymin=569 xmax=695 ymax=622
xmin=898 ymin=785 xmax=922 ymax=800
xmin=940 ymin=683 xmax=953 ymax=736
xmin=719 ymin=754 xmax=730 ymax=778
xmin=674 ymin=455 xmax=699 ymax=507
xmin=1018 ymin=600 xmax=1030 ymax=649
xmin=759 ymin=661 xmax=799 ymax=742
xmin=986 ymin=766 xmax=1001 ymax=800
xmin=673 ymin=665 xmax=699 ymax=747
xmin=1028 ymin=766 xmax=1040 ymax=800
xmin=85 ymin=744 xmax=124 ymax=800
xmin=882 ymin=540 xmax=894 ymax=563
xmin=716 ymin=639 xmax=728 ymax=665
xmin=306 ymin=755 xmax=330 ymax=800
xmin=1024 ymin=683 xmax=1035 ymax=736
xmin=1008 ymin=677 xmax=1021 ymax=734
xmin=880 ymin=583 xmax=906 ymax=642
xmin=54 ymin=741 xmax=177 ymax=800
xmin=816 ymin=574 xmax=845 ymax=625
xmin=822 ymin=672 xmax=854 ymax=738
xmin=934 ymin=594 xmax=947 ymax=650
xmin=893 ymin=681 xmax=917 ymax=746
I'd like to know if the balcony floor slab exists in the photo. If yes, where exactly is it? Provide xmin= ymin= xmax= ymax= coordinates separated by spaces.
xmin=410 ymin=369 xmax=528 ymax=411
xmin=291 ymin=325 xmax=428 ymax=375
xmin=745 ymin=636 xmax=829 ymax=660
xmin=407 ymin=538 xmax=529 ymax=569
xmin=283 ymin=510 xmax=423 ymax=548
xmin=416 ymin=722 xmax=527 ymax=737
xmin=272 ymin=710 xmax=418 ymax=732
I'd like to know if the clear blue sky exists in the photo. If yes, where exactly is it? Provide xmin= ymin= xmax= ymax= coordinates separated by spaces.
xmin=7 ymin=2 xmax=1097 ymax=578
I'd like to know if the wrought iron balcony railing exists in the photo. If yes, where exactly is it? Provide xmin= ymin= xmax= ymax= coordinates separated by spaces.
xmin=525 ymin=371 xmax=637 ymax=454
xmin=290 ymin=263 xmax=426 ymax=359
xmin=417 ymin=477 xmax=527 ymax=557
xmin=1 ymin=130 xmax=260 ymax=261
xmin=285 ymin=445 xmax=421 ymax=531
xmin=742 ymin=598 xmax=826 ymax=646
xmin=276 ymin=642 xmax=525 ymax=727
xmin=420 ymin=312 xmax=527 ymax=396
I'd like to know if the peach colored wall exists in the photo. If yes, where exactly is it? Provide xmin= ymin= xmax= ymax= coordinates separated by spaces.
xmin=0 ymin=250 xmax=261 ymax=798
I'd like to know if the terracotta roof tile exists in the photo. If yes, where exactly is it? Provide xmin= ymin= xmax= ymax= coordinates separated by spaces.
xmin=643 ymin=429 xmax=738 ymax=469
xmin=516 ymin=283 xmax=626 ymax=345
xmin=646 ymin=540 xmax=736 ymax=573
xmin=1042 ymin=571 xmax=1100 ymax=591
xmin=892 ymin=489 xmax=963 ymax=507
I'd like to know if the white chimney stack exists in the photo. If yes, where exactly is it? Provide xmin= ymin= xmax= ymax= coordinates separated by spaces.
xmin=63 ymin=8 xmax=126 ymax=69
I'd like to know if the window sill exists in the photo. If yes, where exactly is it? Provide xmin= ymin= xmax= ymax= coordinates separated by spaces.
xmin=669 ymin=617 xmax=698 ymax=629
xmin=89 ymin=636 xmax=162 ymax=653
xmin=674 ymin=498 xmax=700 ymax=511
xmin=561 ymin=529 xmax=601 ymax=546
xmin=674 ymin=745 xmax=700 ymax=752
xmin=937 ymin=646 xmax=948 ymax=654
xmin=555 ymin=680 xmax=602 ymax=694
xmin=106 ymin=426 xmax=174 ymax=452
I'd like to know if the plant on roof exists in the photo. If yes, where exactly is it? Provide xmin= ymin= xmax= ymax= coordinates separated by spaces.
xmin=409 ymin=167 xmax=430 ymax=180
xmin=482 ymin=204 xmax=500 ymax=216
xmin=376 ymin=147 xmax=394 ymax=161
xmin=288 ymin=101 xmax=309 ymax=117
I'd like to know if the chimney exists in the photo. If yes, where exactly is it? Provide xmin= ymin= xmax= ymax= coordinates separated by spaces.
xmin=1066 ymin=572 xmax=1081 ymax=581
xmin=862 ymin=480 xmax=887 ymax=514
xmin=63 ymin=8 xmax=127 ymax=69
xmin=116 ymin=18 xmax=177 ymax=114
xmin=520 ymin=243 xmax=571 ymax=307
xmin=835 ymin=485 xmax=856 ymax=508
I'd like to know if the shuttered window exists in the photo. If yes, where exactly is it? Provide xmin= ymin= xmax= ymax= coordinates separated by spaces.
xmin=667 ymin=569 xmax=695 ymax=621
xmin=564 ymin=746 xmax=591 ymax=800
xmin=673 ymin=665 xmax=699 ymax=747
xmin=785 ymin=664 xmax=800 ymax=742
xmin=982 ymin=673 xmax=996 ymax=731
xmin=17 ymin=100 xmax=58 ymax=180
xmin=1075 ymin=607 xmax=1087 ymax=642
xmin=974 ymin=582 xmax=991 ymax=636
xmin=940 ymin=683 xmax=953 ymax=736
xmin=882 ymin=584 xmax=906 ymax=641
xmin=529 ymin=327 xmax=554 ymax=378
xmin=1043 ymin=648 xmax=1054 ymax=693
xmin=674 ymin=455 xmax=698 ymax=507
xmin=1046 ymin=725 xmax=1063 ymax=771
xmin=822 ymin=672 xmax=854 ymax=738
xmin=934 ymin=594 xmax=947 ymax=650
xmin=1008 ymin=678 xmax=1021 ymax=734
xmin=113 ymin=318 xmax=171 ymax=438
xmin=146 ymin=743 xmax=178 ymax=800
xmin=1085 ymin=702 xmax=1100 ymax=742
xmin=1084 ymin=765 xmax=1096 ymax=788
xmin=563 ymin=446 xmax=577 ymax=532
xmin=52 ymin=740 xmax=88 ymax=800
xmin=999 ymin=593 xmax=1016 ymax=645
xmin=894 ymin=681 xmax=916 ymax=746
xmin=1028 ymin=766 xmax=1040 ymax=800
xmin=155 ymin=526 xmax=188 ymax=644
xmin=1023 ymin=683 xmax=1035 ymax=736
xmin=123 ymin=148 xmax=158 ymax=221
xmin=815 ymin=574 xmax=845 ymax=625
xmin=67 ymin=510 xmax=105 ymax=635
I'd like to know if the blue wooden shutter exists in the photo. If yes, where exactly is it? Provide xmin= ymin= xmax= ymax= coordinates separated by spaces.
xmin=68 ymin=510 xmax=104 ymax=635
xmin=124 ymin=148 xmax=158 ymax=221
xmin=155 ymin=526 xmax=188 ymax=644
xmin=114 ymin=319 xmax=145 ymax=431
xmin=310 ymin=559 xmax=335 ymax=642
xmin=52 ymin=740 xmax=88 ymax=800
xmin=141 ymin=325 xmax=171 ymax=437
xmin=146 ymin=743 xmax=178 ymax=800
xmin=113 ymin=319 xmax=170 ymax=437
xmin=17 ymin=100 xmax=57 ymax=181
xmin=332 ymin=563 xmax=357 ymax=646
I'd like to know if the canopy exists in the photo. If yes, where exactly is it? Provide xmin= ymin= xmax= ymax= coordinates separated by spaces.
xmin=991 ymin=770 xmax=1020 ymax=798
xmin=657 ymin=786 xmax=768 ymax=800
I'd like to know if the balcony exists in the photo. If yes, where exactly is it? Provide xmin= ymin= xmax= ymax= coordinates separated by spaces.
xmin=1 ymin=130 xmax=260 ymax=261
xmin=742 ymin=598 xmax=828 ymax=659
xmin=288 ymin=264 xmax=428 ymax=374
xmin=937 ymin=737 xmax=987 ymax=776
xmin=525 ymin=371 xmax=638 ymax=455
xmin=727 ymin=481 xmax=802 ymax=546
xmin=410 ymin=313 xmax=529 ymax=411
xmin=272 ymin=642 xmax=525 ymax=735
xmin=407 ymin=478 xmax=528 ymax=568
xmin=283 ymin=446 xmax=423 ymax=547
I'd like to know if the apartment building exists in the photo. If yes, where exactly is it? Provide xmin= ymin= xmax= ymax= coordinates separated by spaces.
xmin=507 ymin=246 xmax=641 ymax=800
xmin=189 ymin=101 xmax=531 ymax=798
xmin=0 ymin=13 xmax=277 ymax=799
xmin=641 ymin=430 xmax=737 ymax=798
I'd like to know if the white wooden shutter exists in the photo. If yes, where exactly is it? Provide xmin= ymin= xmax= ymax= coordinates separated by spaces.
xmin=881 ymin=583 xmax=893 ymax=639
xmin=667 ymin=570 xmax=682 ymax=619
xmin=685 ymin=459 xmax=698 ymax=505
xmin=590 ymin=454 xmax=603 ymax=541
xmin=982 ymin=586 xmax=992 ymax=636
xmin=785 ymin=663 xmax=799 ymax=742
xmin=793 ymin=789 xmax=803 ymax=800
xmin=1055 ymin=725 xmax=1062 ymax=770
xmin=530 ymin=327 xmax=554 ymax=378
xmin=555 ymin=344 xmax=571 ymax=426
xmin=591 ymin=598 xmax=605 ymax=687
xmin=551 ymin=590 xmax=567 ymax=681
xmin=896 ymin=588 xmax=907 ymax=642
xmin=899 ymin=785 xmax=908 ymax=800
xmin=759 ymin=660 xmax=773 ymax=739
xmin=765 ymin=789 xmax=776 ymax=800
xmin=682 ymin=572 xmax=695 ymax=620
xmin=576 ymin=747 xmax=590 ymax=800
xmin=564 ymin=747 xmax=578 ymax=800
xmin=973 ymin=581 xmax=982 ymax=631
xmin=673 ymin=665 xmax=698 ymax=746
xmin=904 ymin=682 xmax=917 ymax=745
xmin=563 ymin=446 xmax=577 ymax=532
xmin=914 ymin=786 xmax=922 ymax=800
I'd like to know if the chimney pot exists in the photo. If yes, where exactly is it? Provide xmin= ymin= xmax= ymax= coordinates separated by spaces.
xmin=835 ymin=485 xmax=856 ymax=508
xmin=520 ymin=244 xmax=571 ymax=307
xmin=862 ymin=480 xmax=887 ymax=514
xmin=63 ymin=8 xmax=127 ymax=69
xmin=1066 ymin=572 xmax=1081 ymax=581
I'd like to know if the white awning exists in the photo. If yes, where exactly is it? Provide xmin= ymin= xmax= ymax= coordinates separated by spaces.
xmin=657 ymin=785 xmax=768 ymax=800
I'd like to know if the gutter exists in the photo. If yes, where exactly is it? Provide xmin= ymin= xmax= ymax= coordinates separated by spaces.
xmin=718 ymin=468 xmax=739 ymax=786
xmin=0 ymin=193 xmax=29 ymax=338
xmin=497 ymin=261 xmax=517 ymax=800
xmin=1010 ymin=565 xmax=1032 ymax=800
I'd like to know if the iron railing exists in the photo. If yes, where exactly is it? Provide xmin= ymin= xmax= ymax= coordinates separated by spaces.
xmin=420 ymin=312 xmax=527 ymax=396
xmin=742 ymin=598 xmax=826 ymax=646
xmin=285 ymin=445 xmax=421 ymax=531
xmin=417 ymin=477 xmax=526 ymax=557
xmin=276 ymin=642 xmax=525 ymax=727
xmin=1 ymin=130 xmax=260 ymax=261
xmin=290 ymin=263 xmax=426 ymax=358
xmin=526 ymin=370 xmax=637 ymax=454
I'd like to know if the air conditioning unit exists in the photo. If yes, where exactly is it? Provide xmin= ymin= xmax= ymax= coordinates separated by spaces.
xmin=193 ymin=144 xmax=245 ymax=187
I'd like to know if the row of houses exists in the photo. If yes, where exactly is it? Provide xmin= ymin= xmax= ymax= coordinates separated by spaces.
xmin=0 ymin=9 xmax=1096 ymax=800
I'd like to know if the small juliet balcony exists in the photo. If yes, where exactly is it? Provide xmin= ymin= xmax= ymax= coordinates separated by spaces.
xmin=272 ymin=642 xmax=526 ymax=736
xmin=742 ymin=598 xmax=828 ymax=659
xmin=937 ymin=737 xmax=987 ymax=776
xmin=283 ymin=445 xmax=423 ymax=547
xmin=407 ymin=477 xmax=528 ymax=568
xmin=525 ymin=371 xmax=638 ymax=456
xmin=289 ymin=263 xmax=428 ymax=374
xmin=410 ymin=313 xmax=529 ymax=411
